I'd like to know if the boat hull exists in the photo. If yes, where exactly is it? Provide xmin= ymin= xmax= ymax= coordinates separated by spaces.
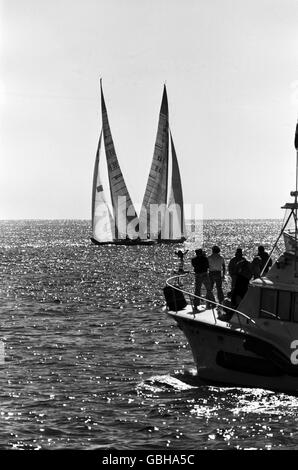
xmin=90 ymin=237 xmax=156 ymax=246
xmin=157 ymin=238 xmax=186 ymax=245
xmin=169 ymin=311 xmax=298 ymax=393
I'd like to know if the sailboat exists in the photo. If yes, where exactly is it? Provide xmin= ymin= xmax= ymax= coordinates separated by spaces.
xmin=91 ymin=80 xmax=155 ymax=246
xmin=139 ymin=85 xmax=186 ymax=244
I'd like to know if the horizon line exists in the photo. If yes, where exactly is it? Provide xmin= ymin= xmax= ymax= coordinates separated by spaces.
xmin=0 ymin=217 xmax=284 ymax=222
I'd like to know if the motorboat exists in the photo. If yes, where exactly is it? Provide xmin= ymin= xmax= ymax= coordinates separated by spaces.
xmin=165 ymin=123 xmax=298 ymax=393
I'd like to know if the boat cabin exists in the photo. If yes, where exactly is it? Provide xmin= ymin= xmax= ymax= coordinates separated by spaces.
xmin=238 ymin=251 xmax=298 ymax=324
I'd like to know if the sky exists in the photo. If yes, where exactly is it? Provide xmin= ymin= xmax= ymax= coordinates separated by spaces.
xmin=1 ymin=0 xmax=298 ymax=219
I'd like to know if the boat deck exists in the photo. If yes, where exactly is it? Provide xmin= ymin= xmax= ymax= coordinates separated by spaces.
xmin=167 ymin=303 xmax=250 ymax=333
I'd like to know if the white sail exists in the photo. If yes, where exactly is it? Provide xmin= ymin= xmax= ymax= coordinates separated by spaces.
xmin=167 ymin=131 xmax=186 ymax=240
xmin=92 ymin=131 xmax=115 ymax=242
xmin=101 ymin=81 xmax=139 ymax=240
xmin=139 ymin=85 xmax=169 ymax=239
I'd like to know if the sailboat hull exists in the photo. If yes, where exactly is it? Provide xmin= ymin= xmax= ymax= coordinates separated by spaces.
xmin=157 ymin=238 xmax=186 ymax=245
xmin=90 ymin=237 xmax=156 ymax=246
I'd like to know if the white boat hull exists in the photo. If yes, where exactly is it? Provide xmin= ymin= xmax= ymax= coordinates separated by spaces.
xmin=168 ymin=309 xmax=298 ymax=393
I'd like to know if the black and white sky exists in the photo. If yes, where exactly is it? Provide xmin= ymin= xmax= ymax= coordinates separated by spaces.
xmin=1 ymin=0 xmax=298 ymax=219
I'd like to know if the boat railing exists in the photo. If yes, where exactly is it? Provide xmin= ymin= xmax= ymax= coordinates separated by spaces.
xmin=166 ymin=272 xmax=261 ymax=331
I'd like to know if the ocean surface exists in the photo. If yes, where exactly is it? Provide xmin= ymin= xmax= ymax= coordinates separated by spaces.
xmin=0 ymin=219 xmax=298 ymax=450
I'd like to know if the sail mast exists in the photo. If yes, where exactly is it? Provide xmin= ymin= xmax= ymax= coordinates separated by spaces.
xmin=164 ymin=85 xmax=169 ymax=216
xmin=100 ymin=79 xmax=115 ymax=229
xmin=294 ymin=122 xmax=298 ymax=275
xmin=140 ymin=85 xmax=169 ymax=238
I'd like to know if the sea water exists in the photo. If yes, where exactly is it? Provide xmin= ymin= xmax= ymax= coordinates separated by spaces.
xmin=0 ymin=219 xmax=297 ymax=450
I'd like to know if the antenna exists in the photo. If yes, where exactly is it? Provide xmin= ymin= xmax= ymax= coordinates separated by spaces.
xmin=295 ymin=122 xmax=298 ymax=275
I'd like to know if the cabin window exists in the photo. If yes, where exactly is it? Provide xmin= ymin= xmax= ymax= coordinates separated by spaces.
xmin=260 ymin=289 xmax=277 ymax=319
xmin=277 ymin=291 xmax=291 ymax=321
xmin=259 ymin=289 xmax=292 ymax=321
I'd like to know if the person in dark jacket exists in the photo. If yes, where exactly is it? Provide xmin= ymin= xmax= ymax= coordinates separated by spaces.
xmin=191 ymin=249 xmax=215 ymax=309
xmin=251 ymin=255 xmax=262 ymax=279
xmin=231 ymin=257 xmax=252 ymax=308
xmin=228 ymin=248 xmax=244 ymax=289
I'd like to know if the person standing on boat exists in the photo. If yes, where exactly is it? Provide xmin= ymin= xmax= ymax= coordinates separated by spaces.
xmin=257 ymin=245 xmax=272 ymax=274
xmin=208 ymin=246 xmax=225 ymax=304
xmin=231 ymin=257 xmax=252 ymax=308
xmin=228 ymin=248 xmax=244 ymax=289
xmin=175 ymin=249 xmax=189 ymax=274
xmin=251 ymin=255 xmax=262 ymax=279
xmin=191 ymin=249 xmax=215 ymax=309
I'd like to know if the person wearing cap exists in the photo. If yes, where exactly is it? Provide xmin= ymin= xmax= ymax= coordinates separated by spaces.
xmin=228 ymin=248 xmax=244 ymax=289
xmin=191 ymin=249 xmax=215 ymax=309
xmin=208 ymin=246 xmax=225 ymax=304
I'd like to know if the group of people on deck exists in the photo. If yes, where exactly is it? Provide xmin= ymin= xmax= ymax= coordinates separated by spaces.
xmin=191 ymin=246 xmax=225 ymax=309
xmin=176 ymin=245 xmax=272 ymax=310
xmin=228 ymin=246 xmax=271 ymax=306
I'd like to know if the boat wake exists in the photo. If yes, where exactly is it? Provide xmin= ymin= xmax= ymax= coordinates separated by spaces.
xmin=136 ymin=369 xmax=203 ymax=394
xmin=229 ymin=388 xmax=298 ymax=415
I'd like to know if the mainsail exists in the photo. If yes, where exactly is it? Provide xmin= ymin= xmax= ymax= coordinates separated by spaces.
xmin=91 ymin=131 xmax=114 ymax=242
xmin=100 ymin=80 xmax=139 ymax=239
xmin=139 ymin=85 xmax=169 ymax=238
xmin=140 ymin=85 xmax=186 ymax=241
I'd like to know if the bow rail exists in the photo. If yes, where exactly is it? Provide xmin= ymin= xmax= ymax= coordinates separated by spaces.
xmin=166 ymin=272 xmax=261 ymax=331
